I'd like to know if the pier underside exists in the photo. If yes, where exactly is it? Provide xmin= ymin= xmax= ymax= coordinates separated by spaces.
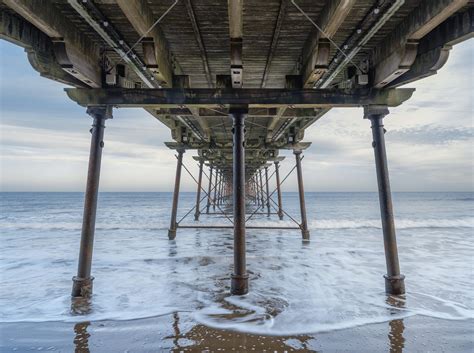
xmin=1 ymin=0 xmax=472 ymax=297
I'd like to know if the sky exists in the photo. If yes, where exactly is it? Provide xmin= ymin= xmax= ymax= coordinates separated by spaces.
xmin=0 ymin=39 xmax=472 ymax=192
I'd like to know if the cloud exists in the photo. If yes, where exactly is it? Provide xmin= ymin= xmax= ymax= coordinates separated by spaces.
xmin=387 ymin=124 xmax=473 ymax=145
xmin=0 ymin=38 xmax=473 ymax=191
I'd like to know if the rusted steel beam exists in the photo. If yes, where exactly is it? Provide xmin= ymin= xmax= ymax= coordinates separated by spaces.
xmin=184 ymin=0 xmax=213 ymax=87
xmin=261 ymin=0 xmax=289 ymax=88
xmin=294 ymin=150 xmax=310 ymax=241
xmin=230 ymin=106 xmax=249 ymax=295
xmin=168 ymin=149 xmax=185 ymax=240
xmin=0 ymin=11 xmax=87 ymax=88
xmin=72 ymin=106 xmax=112 ymax=298
xmin=4 ymin=0 xmax=101 ymax=87
xmin=364 ymin=105 xmax=405 ymax=295
xmin=115 ymin=0 xmax=177 ymax=86
xmin=388 ymin=8 xmax=474 ymax=88
xmin=228 ymin=0 xmax=243 ymax=88
xmin=298 ymin=0 xmax=357 ymax=88
xmin=178 ymin=225 xmax=300 ymax=230
xmin=65 ymin=88 xmax=415 ymax=108
xmin=373 ymin=0 xmax=469 ymax=88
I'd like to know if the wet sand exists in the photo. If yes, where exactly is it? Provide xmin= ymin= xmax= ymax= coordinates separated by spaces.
xmin=1 ymin=315 xmax=472 ymax=352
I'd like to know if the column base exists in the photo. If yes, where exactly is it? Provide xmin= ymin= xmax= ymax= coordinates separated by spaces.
xmin=71 ymin=276 xmax=94 ymax=298
xmin=231 ymin=274 xmax=249 ymax=295
xmin=168 ymin=228 xmax=177 ymax=240
xmin=194 ymin=212 xmax=200 ymax=221
xmin=301 ymin=229 xmax=310 ymax=241
xmin=278 ymin=212 xmax=283 ymax=220
xmin=384 ymin=274 xmax=406 ymax=295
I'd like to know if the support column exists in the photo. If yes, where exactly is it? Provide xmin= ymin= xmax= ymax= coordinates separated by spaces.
xmin=255 ymin=176 xmax=260 ymax=206
xmin=168 ymin=149 xmax=185 ymax=240
xmin=72 ymin=106 xmax=112 ymax=298
xmin=294 ymin=150 xmax=310 ymax=241
xmin=264 ymin=166 xmax=271 ymax=216
xmin=365 ymin=105 xmax=405 ymax=295
xmin=218 ymin=171 xmax=223 ymax=206
xmin=213 ymin=169 xmax=219 ymax=210
xmin=206 ymin=166 xmax=213 ymax=214
xmin=274 ymin=161 xmax=284 ymax=220
xmin=194 ymin=159 xmax=204 ymax=221
xmin=230 ymin=107 xmax=249 ymax=295
xmin=259 ymin=169 xmax=265 ymax=209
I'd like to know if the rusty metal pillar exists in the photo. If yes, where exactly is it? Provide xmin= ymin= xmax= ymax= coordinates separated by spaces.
xmin=274 ymin=161 xmax=284 ymax=220
xmin=230 ymin=107 xmax=249 ymax=295
xmin=72 ymin=106 xmax=112 ymax=298
xmin=213 ymin=169 xmax=219 ymax=211
xmin=259 ymin=169 xmax=265 ymax=209
xmin=206 ymin=166 xmax=213 ymax=214
xmin=365 ymin=105 xmax=405 ymax=295
xmin=294 ymin=150 xmax=310 ymax=241
xmin=194 ymin=159 xmax=204 ymax=221
xmin=168 ymin=149 xmax=185 ymax=240
xmin=218 ymin=171 xmax=223 ymax=206
xmin=264 ymin=166 xmax=271 ymax=216
xmin=255 ymin=176 xmax=260 ymax=206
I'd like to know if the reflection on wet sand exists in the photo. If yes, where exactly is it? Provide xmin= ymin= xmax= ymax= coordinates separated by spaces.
xmin=169 ymin=312 xmax=317 ymax=352
xmin=387 ymin=295 xmax=406 ymax=353
xmin=69 ymin=302 xmax=408 ymax=352
xmin=74 ymin=322 xmax=91 ymax=353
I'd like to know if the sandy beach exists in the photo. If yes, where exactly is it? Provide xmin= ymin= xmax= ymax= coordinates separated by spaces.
xmin=1 ymin=315 xmax=472 ymax=352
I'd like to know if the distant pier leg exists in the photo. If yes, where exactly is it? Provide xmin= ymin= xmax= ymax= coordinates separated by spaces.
xmin=72 ymin=106 xmax=112 ymax=298
xmin=255 ymin=176 xmax=260 ymax=207
xmin=206 ymin=166 xmax=213 ymax=214
xmin=168 ymin=149 xmax=185 ymax=240
xmin=212 ymin=169 xmax=218 ymax=211
xmin=194 ymin=159 xmax=204 ymax=221
xmin=365 ymin=105 xmax=405 ymax=295
xmin=265 ymin=166 xmax=271 ymax=216
xmin=259 ymin=169 xmax=265 ymax=210
xmin=230 ymin=107 xmax=249 ymax=295
xmin=218 ymin=171 xmax=223 ymax=206
xmin=274 ymin=161 xmax=284 ymax=220
xmin=294 ymin=150 xmax=310 ymax=241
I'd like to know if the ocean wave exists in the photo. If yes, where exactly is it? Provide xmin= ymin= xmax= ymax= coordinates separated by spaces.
xmin=309 ymin=218 xmax=474 ymax=230
xmin=2 ymin=217 xmax=473 ymax=232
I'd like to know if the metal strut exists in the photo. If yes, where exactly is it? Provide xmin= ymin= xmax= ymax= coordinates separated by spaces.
xmin=194 ymin=159 xmax=204 ymax=221
xmin=274 ymin=161 xmax=284 ymax=220
xmin=294 ymin=150 xmax=310 ymax=240
xmin=72 ymin=106 xmax=112 ymax=299
xmin=168 ymin=149 xmax=184 ymax=240
xmin=206 ymin=166 xmax=213 ymax=214
xmin=230 ymin=107 xmax=249 ymax=295
xmin=365 ymin=105 xmax=405 ymax=295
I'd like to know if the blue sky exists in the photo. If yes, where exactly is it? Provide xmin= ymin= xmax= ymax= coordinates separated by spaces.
xmin=0 ymin=39 xmax=472 ymax=192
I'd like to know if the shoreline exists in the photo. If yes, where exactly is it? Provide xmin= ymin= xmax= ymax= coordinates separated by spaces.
xmin=1 ymin=314 xmax=472 ymax=352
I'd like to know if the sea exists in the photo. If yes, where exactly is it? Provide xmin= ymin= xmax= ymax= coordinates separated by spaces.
xmin=0 ymin=192 xmax=473 ymax=335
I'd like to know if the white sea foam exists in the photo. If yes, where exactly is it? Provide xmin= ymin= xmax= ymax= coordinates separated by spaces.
xmin=1 ymin=192 xmax=473 ymax=335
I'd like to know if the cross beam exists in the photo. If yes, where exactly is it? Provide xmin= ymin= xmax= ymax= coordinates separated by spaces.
xmin=65 ymin=88 xmax=415 ymax=108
